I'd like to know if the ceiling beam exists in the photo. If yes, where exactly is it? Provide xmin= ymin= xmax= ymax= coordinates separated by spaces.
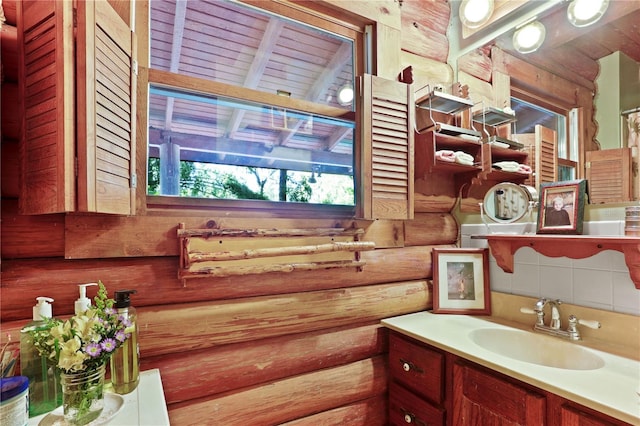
xmin=278 ymin=41 xmax=352 ymax=146
xmin=544 ymin=0 xmax=640 ymax=50
xmin=163 ymin=0 xmax=187 ymax=130
xmin=226 ymin=18 xmax=284 ymax=137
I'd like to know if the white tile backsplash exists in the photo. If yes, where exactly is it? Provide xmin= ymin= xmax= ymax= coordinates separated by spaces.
xmin=460 ymin=222 xmax=640 ymax=315
xmin=539 ymin=266 xmax=573 ymax=300
xmin=572 ymin=268 xmax=613 ymax=308
xmin=512 ymin=263 xmax=540 ymax=297
xmin=612 ymin=272 xmax=640 ymax=315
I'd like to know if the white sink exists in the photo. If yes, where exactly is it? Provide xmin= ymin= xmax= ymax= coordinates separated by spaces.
xmin=469 ymin=328 xmax=605 ymax=370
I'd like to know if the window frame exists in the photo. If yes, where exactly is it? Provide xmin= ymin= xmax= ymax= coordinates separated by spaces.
xmin=136 ymin=0 xmax=366 ymax=217
xmin=511 ymin=85 xmax=580 ymax=181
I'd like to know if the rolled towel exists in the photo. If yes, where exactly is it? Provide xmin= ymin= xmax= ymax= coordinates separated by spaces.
xmin=493 ymin=161 xmax=520 ymax=172
xmin=435 ymin=149 xmax=456 ymax=162
xmin=454 ymin=151 xmax=474 ymax=166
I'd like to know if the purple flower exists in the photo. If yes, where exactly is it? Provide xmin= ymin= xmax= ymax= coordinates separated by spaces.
xmin=105 ymin=308 xmax=117 ymax=316
xmin=119 ymin=316 xmax=132 ymax=328
xmin=85 ymin=343 xmax=102 ymax=357
xmin=100 ymin=338 xmax=118 ymax=352
xmin=115 ymin=330 xmax=127 ymax=342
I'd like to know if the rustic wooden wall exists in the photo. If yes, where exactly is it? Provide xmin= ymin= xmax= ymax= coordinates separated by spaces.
xmin=0 ymin=1 xmax=458 ymax=424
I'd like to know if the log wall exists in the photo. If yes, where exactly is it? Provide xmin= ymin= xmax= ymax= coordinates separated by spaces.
xmin=0 ymin=1 xmax=457 ymax=424
xmin=0 ymin=0 xmax=611 ymax=423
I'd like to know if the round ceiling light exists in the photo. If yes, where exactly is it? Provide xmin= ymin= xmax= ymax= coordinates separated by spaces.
xmin=459 ymin=0 xmax=495 ymax=29
xmin=512 ymin=21 xmax=546 ymax=54
xmin=567 ymin=0 xmax=609 ymax=27
xmin=337 ymin=83 xmax=354 ymax=106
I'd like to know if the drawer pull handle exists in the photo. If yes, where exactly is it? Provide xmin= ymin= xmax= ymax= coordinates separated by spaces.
xmin=402 ymin=408 xmax=428 ymax=426
xmin=400 ymin=358 xmax=424 ymax=373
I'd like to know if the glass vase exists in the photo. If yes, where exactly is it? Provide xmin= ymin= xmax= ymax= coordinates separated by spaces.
xmin=59 ymin=363 xmax=106 ymax=425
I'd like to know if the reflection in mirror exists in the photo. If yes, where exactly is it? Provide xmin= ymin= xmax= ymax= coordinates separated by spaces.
xmin=480 ymin=183 xmax=538 ymax=233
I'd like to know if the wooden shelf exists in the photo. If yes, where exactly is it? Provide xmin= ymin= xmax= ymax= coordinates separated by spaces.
xmin=473 ymin=107 xmax=517 ymax=127
xmin=473 ymin=235 xmax=640 ymax=289
xmin=416 ymin=90 xmax=474 ymax=114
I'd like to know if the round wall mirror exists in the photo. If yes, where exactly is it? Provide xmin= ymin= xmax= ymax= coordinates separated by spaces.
xmin=481 ymin=183 xmax=538 ymax=223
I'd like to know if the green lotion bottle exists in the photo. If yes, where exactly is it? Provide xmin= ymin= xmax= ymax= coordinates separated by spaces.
xmin=20 ymin=297 xmax=59 ymax=417
xmin=110 ymin=290 xmax=140 ymax=394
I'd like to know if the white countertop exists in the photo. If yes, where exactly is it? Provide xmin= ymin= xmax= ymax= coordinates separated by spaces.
xmin=382 ymin=312 xmax=640 ymax=425
xmin=28 ymin=369 xmax=170 ymax=426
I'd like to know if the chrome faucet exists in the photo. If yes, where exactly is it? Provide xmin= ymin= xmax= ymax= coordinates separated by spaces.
xmin=535 ymin=298 xmax=562 ymax=329
xmin=520 ymin=297 xmax=601 ymax=340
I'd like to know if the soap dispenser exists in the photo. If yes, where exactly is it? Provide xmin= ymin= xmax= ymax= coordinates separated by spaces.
xmin=20 ymin=297 xmax=59 ymax=417
xmin=110 ymin=290 xmax=140 ymax=394
xmin=74 ymin=283 xmax=98 ymax=314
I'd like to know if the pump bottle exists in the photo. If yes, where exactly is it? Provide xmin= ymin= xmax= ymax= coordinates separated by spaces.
xmin=20 ymin=297 xmax=59 ymax=417
xmin=74 ymin=283 xmax=98 ymax=314
xmin=110 ymin=290 xmax=140 ymax=394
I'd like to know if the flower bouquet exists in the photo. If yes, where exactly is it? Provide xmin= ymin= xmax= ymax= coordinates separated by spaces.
xmin=30 ymin=282 xmax=132 ymax=425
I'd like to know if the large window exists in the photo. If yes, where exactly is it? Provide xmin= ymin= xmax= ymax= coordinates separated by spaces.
xmin=511 ymin=96 xmax=577 ymax=181
xmin=147 ymin=0 xmax=360 ymax=206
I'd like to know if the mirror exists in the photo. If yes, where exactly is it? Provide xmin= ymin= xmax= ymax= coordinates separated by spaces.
xmin=480 ymin=183 xmax=537 ymax=224
xmin=449 ymin=1 xmax=640 ymax=205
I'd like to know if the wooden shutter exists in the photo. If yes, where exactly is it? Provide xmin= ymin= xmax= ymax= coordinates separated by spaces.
xmin=358 ymin=74 xmax=414 ymax=220
xmin=76 ymin=0 xmax=136 ymax=214
xmin=18 ymin=0 xmax=75 ymax=214
xmin=586 ymin=148 xmax=632 ymax=203
xmin=518 ymin=125 xmax=557 ymax=189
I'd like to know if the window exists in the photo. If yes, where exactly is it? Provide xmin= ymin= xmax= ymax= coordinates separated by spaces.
xmin=146 ymin=0 xmax=360 ymax=207
xmin=511 ymin=96 xmax=577 ymax=181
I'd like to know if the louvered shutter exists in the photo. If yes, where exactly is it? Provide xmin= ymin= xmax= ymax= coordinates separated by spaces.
xmin=586 ymin=148 xmax=632 ymax=203
xmin=76 ymin=0 xmax=136 ymax=214
xmin=535 ymin=125 xmax=557 ymax=186
xmin=358 ymin=74 xmax=414 ymax=220
xmin=18 ymin=0 xmax=75 ymax=214
xmin=519 ymin=125 xmax=557 ymax=189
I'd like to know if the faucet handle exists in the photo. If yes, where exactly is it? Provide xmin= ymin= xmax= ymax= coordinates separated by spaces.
xmin=567 ymin=315 xmax=601 ymax=340
xmin=577 ymin=317 xmax=601 ymax=329
xmin=521 ymin=307 xmax=544 ymax=326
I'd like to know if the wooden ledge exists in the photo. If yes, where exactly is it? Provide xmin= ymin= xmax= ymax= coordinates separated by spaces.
xmin=472 ymin=235 xmax=640 ymax=289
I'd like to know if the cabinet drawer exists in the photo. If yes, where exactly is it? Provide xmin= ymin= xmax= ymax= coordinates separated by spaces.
xmin=389 ymin=332 xmax=444 ymax=404
xmin=389 ymin=381 xmax=445 ymax=426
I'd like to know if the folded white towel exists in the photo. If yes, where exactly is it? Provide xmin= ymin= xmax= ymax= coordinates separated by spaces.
xmin=454 ymin=151 xmax=474 ymax=166
xmin=493 ymin=161 xmax=519 ymax=172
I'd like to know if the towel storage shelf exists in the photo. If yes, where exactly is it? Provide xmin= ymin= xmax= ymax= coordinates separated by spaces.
xmin=414 ymin=86 xmax=530 ymax=198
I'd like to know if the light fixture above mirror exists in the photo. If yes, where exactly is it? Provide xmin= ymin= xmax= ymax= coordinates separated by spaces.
xmin=459 ymin=0 xmax=495 ymax=29
xmin=512 ymin=21 xmax=546 ymax=54
xmin=567 ymin=0 xmax=609 ymax=27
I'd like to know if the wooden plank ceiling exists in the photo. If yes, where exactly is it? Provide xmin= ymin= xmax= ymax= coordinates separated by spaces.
xmin=148 ymin=0 xmax=354 ymax=173
xmin=455 ymin=0 xmax=640 ymax=133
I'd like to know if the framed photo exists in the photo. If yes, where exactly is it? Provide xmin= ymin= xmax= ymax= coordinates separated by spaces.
xmin=432 ymin=248 xmax=491 ymax=315
xmin=536 ymin=180 xmax=587 ymax=234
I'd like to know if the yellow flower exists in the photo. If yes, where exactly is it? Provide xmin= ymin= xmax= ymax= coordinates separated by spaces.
xmin=58 ymin=336 xmax=88 ymax=372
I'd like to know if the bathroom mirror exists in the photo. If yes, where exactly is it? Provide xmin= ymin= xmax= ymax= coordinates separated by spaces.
xmin=481 ymin=183 xmax=538 ymax=224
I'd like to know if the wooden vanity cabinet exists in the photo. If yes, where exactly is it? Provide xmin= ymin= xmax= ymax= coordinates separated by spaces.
xmin=546 ymin=394 xmax=633 ymax=426
xmin=453 ymin=359 xmax=545 ymax=425
xmin=388 ymin=331 xmax=633 ymax=426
